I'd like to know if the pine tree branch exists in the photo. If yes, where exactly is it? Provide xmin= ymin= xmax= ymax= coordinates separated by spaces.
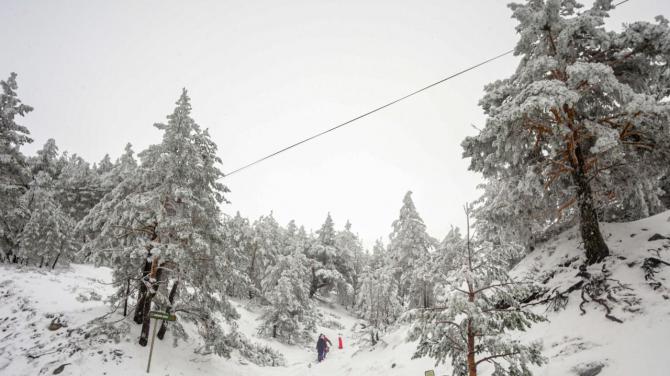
xmin=473 ymin=281 xmax=531 ymax=295
xmin=475 ymin=351 xmax=521 ymax=366
xmin=435 ymin=320 xmax=463 ymax=330
xmin=441 ymin=334 xmax=466 ymax=352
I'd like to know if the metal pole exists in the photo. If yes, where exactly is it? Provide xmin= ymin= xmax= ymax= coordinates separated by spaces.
xmin=146 ymin=318 xmax=159 ymax=373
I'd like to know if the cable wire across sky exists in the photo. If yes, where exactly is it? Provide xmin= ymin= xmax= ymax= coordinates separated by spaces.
xmin=224 ymin=0 xmax=632 ymax=177
xmin=224 ymin=49 xmax=514 ymax=177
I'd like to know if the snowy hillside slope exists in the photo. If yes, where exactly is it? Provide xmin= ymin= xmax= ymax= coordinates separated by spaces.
xmin=1 ymin=211 xmax=669 ymax=376
xmin=508 ymin=210 xmax=670 ymax=376
xmin=353 ymin=211 xmax=670 ymax=376
xmin=0 ymin=262 xmax=432 ymax=376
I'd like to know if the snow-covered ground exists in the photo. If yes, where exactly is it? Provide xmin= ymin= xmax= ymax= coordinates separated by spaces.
xmin=1 ymin=211 xmax=669 ymax=376
xmin=508 ymin=210 xmax=670 ymax=376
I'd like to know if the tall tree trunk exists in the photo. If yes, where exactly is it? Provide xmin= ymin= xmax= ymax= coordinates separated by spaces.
xmin=248 ymin=244 xmax=257 ymax=299
xmin=139 ymin=257 xmax=161 ymax=346
xmin=467 ymin=319 xmax=476 ymax=376
xmin=309 ymin=267 xmax=318 ymax=298
xmin=467 ymin=289 xmax=477 ymax=376
xmin=157 ymin=278 xmax=179 ymax=340
xmin=51 ymin=252 xmax=61 ymax=269
xmin=123 ymin=278 xmax=130 ymax=317
xmin=572 ymin=143 xmax=609 ymax=264
xmin=133 ymin=250 xmax=153 ymax=324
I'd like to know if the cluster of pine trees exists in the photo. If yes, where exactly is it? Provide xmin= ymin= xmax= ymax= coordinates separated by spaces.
xmin=0 ymin=72 xmax=435 ymax=360
xmin=437 ymin=1 xmax=670 ymax=375
xmin=1 ymin=73 xmax=137 ymax=269
xmin=2 ymin=0 xmax=669 ymax=374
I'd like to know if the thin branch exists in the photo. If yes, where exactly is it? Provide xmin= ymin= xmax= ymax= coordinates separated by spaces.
xmin=473 ymin=281 xmax=532 ymax=295
xmin=475 ymin=351 xmax=521 ymax=366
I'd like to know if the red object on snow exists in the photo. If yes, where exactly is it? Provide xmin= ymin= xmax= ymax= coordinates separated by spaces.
xmin=338 ymin=336 xmax=343 ymax=349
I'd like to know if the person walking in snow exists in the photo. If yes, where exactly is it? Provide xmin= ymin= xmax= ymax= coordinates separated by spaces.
xmin=322 ymin=334 xmax=333 ymax=359
xmin=316 ymin=334 xmax=327 ymax=362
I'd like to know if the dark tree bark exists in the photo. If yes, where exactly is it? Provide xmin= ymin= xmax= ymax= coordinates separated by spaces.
xmin=249 ymin=244 xmax=258 ymax=299
xmin=51 ymin=252 xmax=61 ymax=269
xmin=157 ymin=278 xmax=179 ymax=340
xmin=309 ymin=267 xmax=318 ymax=298
xmin=572 ymin=142 xmax=609 ymax=264
xmin=123 ymin=278 xmax=130 ymax=317
xmin=466 ymin=287 xmax=476 ymax=376
xmin=139 ymin=259 xmax=161 ymax=347
xmin=133 ymin=250 xmax=153 ymax=324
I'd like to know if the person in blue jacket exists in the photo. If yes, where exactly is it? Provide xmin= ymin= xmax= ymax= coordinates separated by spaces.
xmin=316 ymin=334 xmax=326 ymax=362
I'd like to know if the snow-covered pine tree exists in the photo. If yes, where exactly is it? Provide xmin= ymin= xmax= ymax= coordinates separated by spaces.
xmin=307 ymin=213 xmax=346 ymax=298
xmin=411 ymin=206 xmax=545 ymax=376
xmin=96 ymin=154 xmax=114 ymax=176
xmin=248 ymin=212 xmax=282 ymax=299
xmin=355 ymin=264 xmax=403 ymax=332
xmin=259 ymin=223 xmax=315 ymax=344
xmin=355 ymin=238 xmax=403 ymax=338
xmin=220 ymin=211 xmax=254 ymax=298
xmin=18 ymin=172 xmax=75 ymax=268
xmin=432 ymin=226 xmax=465 ymax=276
xmin=349 ymin=227 xmax=368 ymax=308
xmin=333 ymin=220 xmax=364 ymax=307
xmin=0 ymin=73 xmax=33 ymax=262
xmin=75 ymin=145 xmax=139 ymax=263
xmin=97 ymin=143 xmax=138 ymax=195
xmin=462 ymin=0 xmax=670 ymax=264
xmin=79 ymin=89 xmax=237 ymax=355
xmin=29 ymin=138 xmax=62 ymax=179
xmin=369 ymin=238 xmax=387 ymax=270
xmin=469 ymin=175 xmax=570 ymax=257
xmin=388 ymin=191 xmax=436 ymax=308
xmin=56 ymin=153 xmax=104 ymax=223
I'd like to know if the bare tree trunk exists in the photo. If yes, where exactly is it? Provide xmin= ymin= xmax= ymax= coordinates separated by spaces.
xmin=157 ymin=278 xmax=179 ymax=340
xmin=309 ymin=267 xmax=318 ymax=298
xmin=123 ymin=278 xmax=130 ymax=317
xmin=133 ymin=250 xmax=153 ymax=324
xmin=249 ymin=244 xmax=258 ymax=299
xmin=465 ymin=208 xmax=477 ymax=376
xmin=467 ymin=289 xmax=477 ymax=376
xmin=572 ymin=143 xmax=609 ymax=264
xmin=139 ymin=257 xmax=160 ymax=346
xmin=51 ymin=253 xmax=61 ymax=269
xmin=467 ymin=318 xmax=476 ymax=376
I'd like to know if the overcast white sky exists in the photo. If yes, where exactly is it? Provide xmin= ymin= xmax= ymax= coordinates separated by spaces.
xmin=2 ymin=0 xmax=668 ymax=248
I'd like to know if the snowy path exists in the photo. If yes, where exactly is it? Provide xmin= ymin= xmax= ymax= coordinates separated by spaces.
xmin=0 ymin=263 xmax=443 ymax=376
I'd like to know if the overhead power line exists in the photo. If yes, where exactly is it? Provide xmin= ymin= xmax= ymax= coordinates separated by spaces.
xmin=224 ymin=49 xmax=513 ymax=177
xmin=224 ymin=0 xmax=633 ymax=177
